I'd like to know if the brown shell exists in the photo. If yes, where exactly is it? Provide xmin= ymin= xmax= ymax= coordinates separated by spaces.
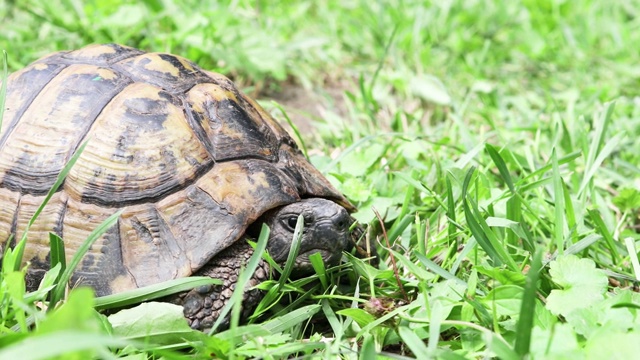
xmin=0 ymin=44 xmax=353 ymax=295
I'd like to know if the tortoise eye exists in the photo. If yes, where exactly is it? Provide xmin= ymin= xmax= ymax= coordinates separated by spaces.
xmin=286 ymin=216 xmax=299 ymax=230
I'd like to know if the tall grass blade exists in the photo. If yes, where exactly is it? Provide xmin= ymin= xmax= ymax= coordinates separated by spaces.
xmin=359 ymin=334 xmax=377 ymax=360
xmin=278 ymin=215 xmax=304 ymax=288
xmin=579 ymin=102 xmax=615 ymax=197
xmin=262 ymin=304 xmax=321 ymax=333
xmin=210 ymin=224 xmax=269 ymax=334
xmin=13 ymin=141 xmax=89 ymax=271
xmin=588 ymin=209 xmax=620 ymax=262
xmin=578 ymin=132 xmax=623 ymax=197
xmin=94 ymin=276 xmax=221 ymax=310
xmin=514 ymin=248 xmax=542 ymax=356
xmin=272 ymin=101 xmax=308 ymax=159
xmin=486 ymin=144 xmax=515 ymax=193
xmin=50 ymin=209 xmax=121 ymax=309
xmin=446 ymin=174 xmax=457 ymax=243
xmin=48 ymin=233 xmax=66 ymax=286
xmin=551 ymin=149 xmax=565 ymax=253
xmin=399 ymin=325 xmax=430 ymax=358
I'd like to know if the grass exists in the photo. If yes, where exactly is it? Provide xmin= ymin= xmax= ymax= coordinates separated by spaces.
xmin=1 ymin=0 xmax=640 ymax=358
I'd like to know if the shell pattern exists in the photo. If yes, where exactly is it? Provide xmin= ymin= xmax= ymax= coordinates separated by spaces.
xmin=0 ymin=44 xmax=352 ymax=295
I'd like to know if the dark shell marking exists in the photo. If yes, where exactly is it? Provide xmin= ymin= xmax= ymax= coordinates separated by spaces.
xmin=0 ymin=44 xmax=353 ymax=296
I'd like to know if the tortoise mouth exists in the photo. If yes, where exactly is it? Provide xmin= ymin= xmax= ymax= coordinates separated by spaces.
xmin=295 ymin=248 xmax=342 ymax=267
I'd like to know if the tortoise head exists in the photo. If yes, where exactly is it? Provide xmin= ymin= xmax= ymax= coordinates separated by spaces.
xmin=260 ymin=198 xmax=352 ymax=272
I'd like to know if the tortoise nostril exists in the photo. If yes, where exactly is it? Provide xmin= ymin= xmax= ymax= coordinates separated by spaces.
xmin=334 ymin=212 xmax=350 ymax=230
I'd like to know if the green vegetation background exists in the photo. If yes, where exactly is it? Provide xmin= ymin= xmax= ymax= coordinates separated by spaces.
xmin=1 ymin=0 xmax=639 ymax=359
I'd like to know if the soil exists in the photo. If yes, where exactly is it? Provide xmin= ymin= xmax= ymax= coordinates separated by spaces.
xmin=262 ymin=81 xmax=352 ymax=134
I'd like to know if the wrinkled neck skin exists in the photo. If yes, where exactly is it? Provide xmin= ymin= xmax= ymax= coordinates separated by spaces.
xmin=259 ymin=198 xmax=352 ymax=274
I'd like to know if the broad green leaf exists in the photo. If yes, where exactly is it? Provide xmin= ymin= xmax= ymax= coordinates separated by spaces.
xmin=584 ymin=330 xmax=640 ymax=360
xmin=546 ymin=255 xmax=608 ymax=317
xmin=37 ymin=287 xmax=99 ymax=335
xmin=529 ymin=323 xmax=580 ymax=359
xmin=108 ymin=302 xmax=203 ymax=345
xmin=0 ymin=331 xmax=130 ymax=360
xmin=483 ymin=285 xmax=523 ymax=317
xmin=5 ymin=271 xmax=28 ymax=332
xmin=337 ymin=308 xmax=376 ymax=328
xmin=613 ymin=188 xmax=640 ymax=212
xmin=410 ymin=74 xmax=452 ymax=105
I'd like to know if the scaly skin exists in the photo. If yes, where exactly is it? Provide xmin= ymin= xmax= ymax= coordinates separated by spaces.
xmin=168 ymin=240 xmax=268 ymax=331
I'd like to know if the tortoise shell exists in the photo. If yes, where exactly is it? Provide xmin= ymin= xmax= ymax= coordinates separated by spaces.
xmin=0 ymin=43 xmax=353 ymax=296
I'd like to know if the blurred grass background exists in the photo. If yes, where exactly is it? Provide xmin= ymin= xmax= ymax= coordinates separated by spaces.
xmin=1 ymin=0 xmax=640 ymax=358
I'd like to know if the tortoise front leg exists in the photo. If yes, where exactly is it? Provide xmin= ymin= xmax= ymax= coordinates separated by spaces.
xmin=169 ymin=240 xmax=270 ymax=332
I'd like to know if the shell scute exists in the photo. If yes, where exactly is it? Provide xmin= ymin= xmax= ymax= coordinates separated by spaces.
xmin=0 ymin=64 xmax=131 ymax=195
xmin=186 ymin=83 xmax=278 ymax=162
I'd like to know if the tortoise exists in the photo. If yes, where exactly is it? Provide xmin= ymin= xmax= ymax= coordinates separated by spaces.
xmin=0 ymin=43 xmax=367 ymax=331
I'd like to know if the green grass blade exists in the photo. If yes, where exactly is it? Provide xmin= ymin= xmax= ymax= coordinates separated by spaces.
xmin=514 ymin=248 xmax=543 ymax=357
xmin=579 ymin=102 xmax=615 ymax=196
xmin=94 ymin=276 xmax=221 ymax=310
xmin=415 ymin=252 xmax=468 ymax=288
xmin=272 ymin=101 xmax=308 ymax=159
xmin=588 ymin=209 xmax=620 ymax=262
xmin=624 ymin=238 xmax=640 ymax=281
xmin=461 ymin=167 xmax=504 ymax=266
xmin=210 ymin=224 xmax=269 ymax=334
xmin=321 ymin=133 xmax=405 ymax=173
xmin=48 ymin=233 xmax=66 ymax=286
xmin=519 ymin=151 xmax=581 ymax=184
xmin=486 ymin=143 xmax=515 ymax=193
xmin=398 ymin=325 xmax=430 ymax=358
xmin=321 ymin=298 xmax=344 ymax=340
xmin=278 ymin=214 xmax=304 ymax=288
xmin=309 ymin=252 xmax=328 ymax=289
xmin=359 ymin=333 xmax=377 ymax=360
xmin=551 ymin=149 xmax=565 ymax=253
xmin=506 ymin=195 xmax=526 ymax=250
xmin=578 ymin=132 xmax=624 ymax=197
xmin=464 ymin=197 xmax=520 ymax=270
xmin=50 ymin=209 xmax=121 ymax=309
xmin=385 ymin=214 xmax=413 ymax=246
xmin=396 ymin=171 xmax=450 ymax=211
xmin=262 ymin=304 xmax=321 ymax=333
xmin=562 ymin=182 xmax=578 ymax=244
xmin=563 ymin=234 xmax=602 ymax=256
xmin=446 ymin=174 xmax=457 ymax=243
xmin=488 ymin=333 xmax=520 ymax=360
xmin=13 ymin=141 xmax=89 ymax=271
